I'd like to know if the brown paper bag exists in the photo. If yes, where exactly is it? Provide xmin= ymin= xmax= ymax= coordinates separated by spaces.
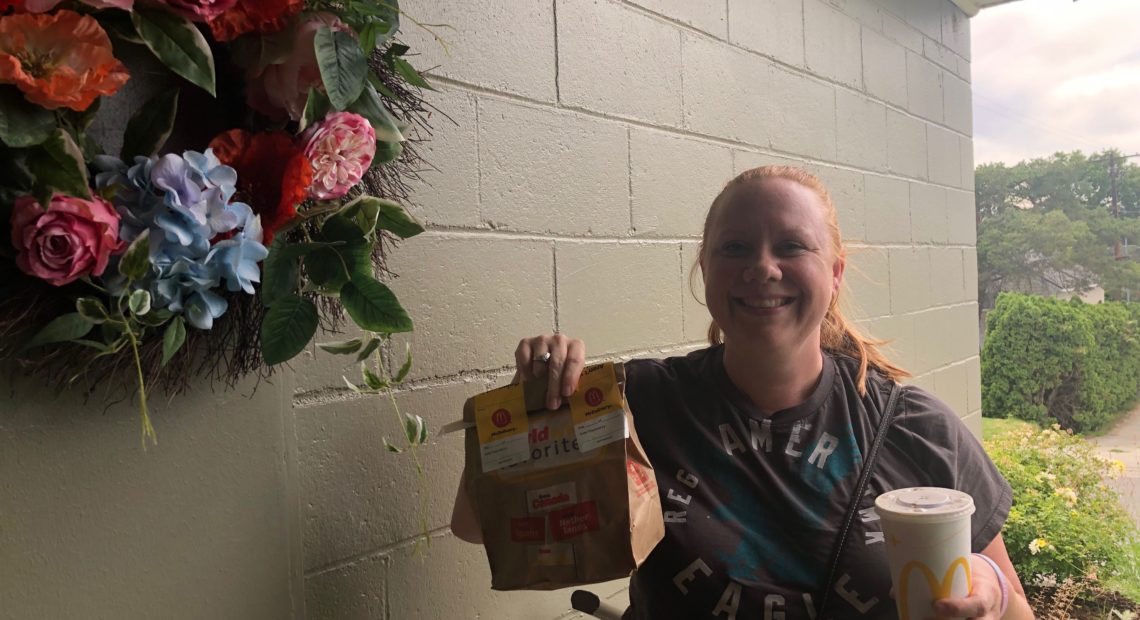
xmin=461 ymin=362 xmax=664 ymax=590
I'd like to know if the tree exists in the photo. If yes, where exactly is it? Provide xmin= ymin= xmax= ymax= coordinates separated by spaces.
xmin=975 ymin=149 xmax=1140 ymax=309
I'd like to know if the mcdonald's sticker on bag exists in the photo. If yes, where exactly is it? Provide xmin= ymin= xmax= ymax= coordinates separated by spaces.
xmin=569 ymin=363 xmax=627 ymax=452
xmin=473 ymin=383 xmax=530 ymax=472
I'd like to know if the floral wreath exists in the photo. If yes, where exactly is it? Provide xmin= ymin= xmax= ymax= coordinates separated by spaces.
xmin=0 ymin=0 xmax=440 ymax=449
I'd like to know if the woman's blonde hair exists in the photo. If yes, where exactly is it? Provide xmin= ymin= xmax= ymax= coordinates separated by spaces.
xmin=697 ymin=165 xmax=910 ymax=394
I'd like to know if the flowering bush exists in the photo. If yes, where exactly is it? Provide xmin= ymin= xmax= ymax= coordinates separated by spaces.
xmin=0 ymin=0 xmax=433 ymax=448
xmin=986 ymin=424 xmax=1138 ymax=584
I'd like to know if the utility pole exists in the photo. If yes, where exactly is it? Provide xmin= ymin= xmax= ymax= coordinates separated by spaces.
xmin=1111 ymin=153 xmax=1120 ymax=217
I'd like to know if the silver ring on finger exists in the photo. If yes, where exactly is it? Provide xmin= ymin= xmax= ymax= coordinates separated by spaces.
xmin=537 ymin=352 xmax=552 ymax=363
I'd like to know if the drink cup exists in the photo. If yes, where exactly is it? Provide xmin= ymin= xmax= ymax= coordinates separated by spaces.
xmin=875 ymin=487 xmax=975 ymax=620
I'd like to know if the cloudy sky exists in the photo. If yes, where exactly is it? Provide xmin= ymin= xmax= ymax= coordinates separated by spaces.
xmin=971 ymin=0 xmax=1140 ymax=165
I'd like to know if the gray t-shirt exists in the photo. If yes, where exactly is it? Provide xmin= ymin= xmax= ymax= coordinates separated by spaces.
xmin=623 ymin=346 xmax=1012 ymax=619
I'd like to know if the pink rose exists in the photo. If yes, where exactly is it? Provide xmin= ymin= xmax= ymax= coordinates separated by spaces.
xmin=10 ymin=194 xmax=124 ymax=286
xmin=302 ymin=111 xmax=376 ymax=200
xmin=244 ymin=12 xmax=351 ymax=121
xmin=158 ymin=0 xmax=236 ymax=22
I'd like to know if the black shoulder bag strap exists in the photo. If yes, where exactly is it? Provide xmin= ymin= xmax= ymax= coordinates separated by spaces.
xmin=816 ymin=382 xmax=903 ymax=618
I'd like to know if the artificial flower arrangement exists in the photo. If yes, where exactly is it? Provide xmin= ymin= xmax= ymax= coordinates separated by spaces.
xmin=0 ymin=0 xmax=436 ymax=449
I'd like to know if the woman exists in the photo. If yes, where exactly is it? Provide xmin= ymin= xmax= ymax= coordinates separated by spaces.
xmin=453 ymin=166 xmax=1033 ymax=619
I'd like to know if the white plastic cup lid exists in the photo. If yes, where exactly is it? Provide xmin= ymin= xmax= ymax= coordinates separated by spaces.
xmin=875 ymin=487 xmax=975 ymax=523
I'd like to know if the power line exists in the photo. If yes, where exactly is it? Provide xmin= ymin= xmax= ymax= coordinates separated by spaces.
xmin=973 ymin=90 xmax=1105 ymax=152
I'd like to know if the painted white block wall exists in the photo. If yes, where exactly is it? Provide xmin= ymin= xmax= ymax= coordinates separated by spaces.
xmin=297 ymin=0 xmax=980 ymax=617
xmin=0 ymin=0 xmax=979 ymax=618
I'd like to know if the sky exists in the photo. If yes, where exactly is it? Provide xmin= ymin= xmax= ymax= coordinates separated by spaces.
xmin=971 ymin=0 xmax=1140 ymax=166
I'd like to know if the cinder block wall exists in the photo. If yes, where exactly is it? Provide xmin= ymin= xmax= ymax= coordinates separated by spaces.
xmin=0 ymin=1 xmax=979 ymax=619
xmin=299 ymin=0 xmax=979 ymax=618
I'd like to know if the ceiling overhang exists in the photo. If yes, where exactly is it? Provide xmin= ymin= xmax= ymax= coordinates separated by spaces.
xmin=950 ymin=0 xmax=1024 ymax=17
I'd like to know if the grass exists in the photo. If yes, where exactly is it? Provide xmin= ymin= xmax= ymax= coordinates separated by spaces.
xmin=982 ymin=416 xmax=1039 ymax=441
xmin=1104 ymin=537 xmax=1140 ymax=603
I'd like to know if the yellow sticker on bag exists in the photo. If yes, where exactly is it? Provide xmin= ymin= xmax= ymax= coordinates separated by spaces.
xmin=568 ymin=362 xmax=627 ymax=452
xmin=473 ymin=383 xmax=530 ymax=472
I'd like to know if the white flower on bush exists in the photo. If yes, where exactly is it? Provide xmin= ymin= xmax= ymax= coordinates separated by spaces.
xmin=1028 ymin=537 xmax=1056 ymax=555
xmin=1053 ymin=487 xmax=1078 ymax=506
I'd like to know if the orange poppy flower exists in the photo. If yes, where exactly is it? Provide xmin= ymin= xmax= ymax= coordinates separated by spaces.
xmin=207 ymin=0 xmax=303 ymax=42
xmin=209 ymin=128 xmax=313 ymax=244
xmin=0 ymin=10 xmax=128 ymax=111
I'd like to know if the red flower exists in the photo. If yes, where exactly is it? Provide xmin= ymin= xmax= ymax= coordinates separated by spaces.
xmin=207 ymin=0 xmax=303 ymax=42
xmin=209 ymin=129 xmax=312 ymax=244
xmin=0 ymin=10 xmax=129 ymax=111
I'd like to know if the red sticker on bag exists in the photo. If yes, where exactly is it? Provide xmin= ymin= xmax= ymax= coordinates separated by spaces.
xmin=510 ymin=517 xmax=546 ymax=543
xmin=548 ymin=501 xmax=600 ymax=541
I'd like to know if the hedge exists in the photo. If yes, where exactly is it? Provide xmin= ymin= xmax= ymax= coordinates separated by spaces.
xmin=981 ymin=292 xmax=1140 ymax=431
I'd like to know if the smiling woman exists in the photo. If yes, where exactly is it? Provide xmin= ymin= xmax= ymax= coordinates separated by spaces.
xmin=457 ymin=166 xmax=1037 ymax=619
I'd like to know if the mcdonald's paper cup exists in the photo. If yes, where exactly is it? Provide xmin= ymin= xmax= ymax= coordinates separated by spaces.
xmin=875 ymin=487 xmax=975 ymax=620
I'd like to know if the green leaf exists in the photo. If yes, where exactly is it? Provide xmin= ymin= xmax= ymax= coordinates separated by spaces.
xmin=22 ymin=313 xmax=93 ymax=351
xmin=355 ymin=336 xmax=382 ymax=362
xmin=403 ymin=412 xmax=426 ymax=445
xmin=260 ymin=294 xmax=319 ymax=365
xmin=385 ymin=43 xmax=410 ymax=58
xmin=395 ymin=343 xmax=412 ymax=382
xmin=362 ymin=366 xmax=387 ymax=390
xmin=374 ymin=140 xmax=402 ymax=165
xmin=76 ymin=297 xmax=109 ymax=324
xmin=71 ymin=339 xmax=112 ymax=352
xmin=73 ymin=97 xmax=101 ymax=132
xmin=341 ymin=375 xmax=363 ymax=393
xmin=306 ymin=215 xmax=372 ymax=290
xmin=129 ymin=289 xmax=152 ymax=316
xmin=161 ymin=316 xmax=186 ymax=366
xmin=137 ymin=308 xmax=174 ymax=327
xmin=314 ymin=26 xmax=367 ymax=111
xmin=340 ymin=273 xmax=413 ymax=334
xmin=322 ymin=213 xmax=367 ymax=242
xmin=341 ymin=196 xmax=381 ymax=234
xmin=132 ymin=7 xmax=216 ymax=96
xmin=78 ymin=132 xmax=102 ymax=162
xmin=382 ymin=438 xmax=402 ymax=453
xmin=318 ymin=338 xmax=364 ymax=354
xmin=392 ymin=56 xmax=434 ymax=90
xmin=0 ymin=86 xmax=55 ymax=148
xmin=347 ymin=84 xmax=404 ymax=143
xmin=99 ymin=320 xmax=127 ymax=342
xmin=119 ymin=230 xmax=152 ymax=281
xmin=261 ymin=239 xmax=336 ymax=305
xmin=121 ymin=88 xmax=179 ymax=159
xmin=369 ymin=76 xmax=400 ymax=101
xmin=362 ymin=2 xmax=399 ymax=50
xmin=374 ymin=198 xmax=424 ymax=239
xmin=100 ymin=9 xmax=144 ymax=44
xmin=27 ymin=129 xmax=90 ymax=199
xmin=300 ymin=87 xmax=332 ymax=133
xmin=304 ymin=247 xmax=349 ymax=290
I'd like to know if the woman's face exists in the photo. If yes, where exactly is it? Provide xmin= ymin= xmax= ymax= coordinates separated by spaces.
xmin=700 ymin=177 xmax=844 ymax=353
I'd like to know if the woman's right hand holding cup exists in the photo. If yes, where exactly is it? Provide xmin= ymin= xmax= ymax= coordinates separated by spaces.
xmin=514 ymin=334 xmax=586 ymax=411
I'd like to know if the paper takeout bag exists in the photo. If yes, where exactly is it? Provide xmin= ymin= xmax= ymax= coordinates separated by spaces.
xmin=460 ymin=362 xmax=664 ymax=590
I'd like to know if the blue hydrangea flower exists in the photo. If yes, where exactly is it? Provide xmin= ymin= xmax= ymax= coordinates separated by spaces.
xmin=96 ymin=148 xmax=268 ymax=330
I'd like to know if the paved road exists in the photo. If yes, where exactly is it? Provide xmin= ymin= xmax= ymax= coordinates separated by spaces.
xmin=1091 ymin=405 xmax=1140 ymax=525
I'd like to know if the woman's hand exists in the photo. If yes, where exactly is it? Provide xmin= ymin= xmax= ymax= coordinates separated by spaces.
xmin=931 ymin=553 xmax=1004 ymax=618
xmin=514 ymin=334 xmax=586 ymax=410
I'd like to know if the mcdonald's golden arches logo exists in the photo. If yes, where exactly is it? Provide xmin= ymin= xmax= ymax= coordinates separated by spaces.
xmin=897 ymin=556 xmax=972 ymax=619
